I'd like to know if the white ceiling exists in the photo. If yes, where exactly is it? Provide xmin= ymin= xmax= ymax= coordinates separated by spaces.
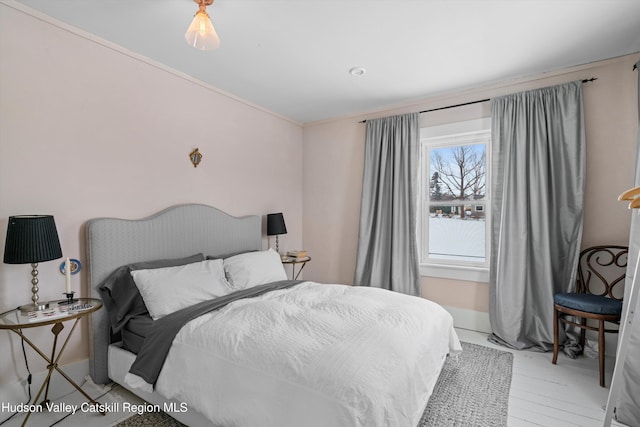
xmin=13 ymin=0 xmax=640 ymax=124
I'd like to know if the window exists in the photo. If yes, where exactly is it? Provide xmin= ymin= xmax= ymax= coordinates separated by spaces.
xmin=419 ymin=119 xmax=491 ymax=282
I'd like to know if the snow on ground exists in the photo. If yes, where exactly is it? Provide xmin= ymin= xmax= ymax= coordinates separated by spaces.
xmin=428 ymin=216 xmax=485 ymax=262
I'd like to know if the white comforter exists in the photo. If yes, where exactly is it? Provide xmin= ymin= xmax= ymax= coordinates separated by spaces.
xmin=127 ymin=282 xmax=461 ymax=427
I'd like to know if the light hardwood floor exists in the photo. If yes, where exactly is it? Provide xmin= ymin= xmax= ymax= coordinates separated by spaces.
xmin=1 ymin=329 xmax=626 ymax=427
xmin=457 ymin=329 xmax=625 ymax=427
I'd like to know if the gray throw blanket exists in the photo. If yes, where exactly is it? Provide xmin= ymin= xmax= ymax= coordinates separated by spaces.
xmin=129 ymin=280 xmax=303 ymax=386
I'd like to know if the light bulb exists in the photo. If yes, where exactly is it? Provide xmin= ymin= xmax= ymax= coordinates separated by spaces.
xmin=185 ymin=9 xmax=220 ymax=50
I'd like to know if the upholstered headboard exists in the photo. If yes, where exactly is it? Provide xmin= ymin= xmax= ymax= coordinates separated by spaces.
xmin=85 ymin=204 xmax=261 ymax=384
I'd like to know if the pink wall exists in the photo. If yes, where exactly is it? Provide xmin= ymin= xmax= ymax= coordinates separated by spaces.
xmin=0 ymin=4 xmax=303 ymax=384
xmin=1 ymin=0 xmax=638 ymax=391
xmin=302 ymin=54 xmax=640 ymax=314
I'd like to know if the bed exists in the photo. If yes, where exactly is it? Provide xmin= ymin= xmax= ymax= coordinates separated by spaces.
xmin=86 ymin=204 xmax=461 ymax=427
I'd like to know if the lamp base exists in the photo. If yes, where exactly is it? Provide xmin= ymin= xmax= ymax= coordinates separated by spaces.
xmin=19 ymin=301 xmax=50 ymax=315
xmin=21 ymin=262 xmax=50 ymax=314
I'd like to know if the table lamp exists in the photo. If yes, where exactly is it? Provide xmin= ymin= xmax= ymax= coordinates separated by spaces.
xmin=4 ymin=215 xmax=63 ymax=313
xmin=267 ymin=213 xmax=287 ymax=255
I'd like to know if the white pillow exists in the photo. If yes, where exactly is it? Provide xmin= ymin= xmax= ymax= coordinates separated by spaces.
xmin=224 ymin=249 xmax=288 ymax=289
xmin=131 ymin=259 xmax=232 ymax=320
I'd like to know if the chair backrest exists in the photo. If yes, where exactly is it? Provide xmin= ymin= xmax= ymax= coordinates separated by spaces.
xmin=576 ymin=245 xmax=628 ymax=300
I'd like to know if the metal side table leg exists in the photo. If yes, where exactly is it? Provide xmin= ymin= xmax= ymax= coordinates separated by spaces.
xmin=13 ymin=319 xmax=105 ymax=427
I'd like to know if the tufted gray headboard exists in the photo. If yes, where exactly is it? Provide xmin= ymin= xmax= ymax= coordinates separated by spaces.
xmin=85 ymin=204 xmax=261 ymax=384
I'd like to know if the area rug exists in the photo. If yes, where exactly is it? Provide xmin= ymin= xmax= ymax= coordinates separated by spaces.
xmin=419 ymin=341 xmax=513 ymax=426
xmin=115 ymin=341 xmax=513 ymax=427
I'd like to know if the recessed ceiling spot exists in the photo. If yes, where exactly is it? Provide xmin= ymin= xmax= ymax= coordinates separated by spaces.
xmin=349 ymin=67 xmax=366 ymax=76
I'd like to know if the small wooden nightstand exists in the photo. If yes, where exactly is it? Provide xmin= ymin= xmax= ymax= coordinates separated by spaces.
xmin=281 ymin=257 xmax=311 ymax=280
xmin=0 ymin=298 xmax=105 ymax=425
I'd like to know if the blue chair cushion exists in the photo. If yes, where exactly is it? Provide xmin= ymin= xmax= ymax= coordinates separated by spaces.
xmin=554 ymin=293 xmax=623 ymax=316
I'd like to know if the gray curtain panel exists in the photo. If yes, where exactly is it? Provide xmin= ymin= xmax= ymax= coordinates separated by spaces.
xmin=489 ymin=81 xmax=586 ymax=351
xmin=615 ymin=59 xmax=640 ymax=427
xmin=354 ymin=112 xmax=420 ymax=296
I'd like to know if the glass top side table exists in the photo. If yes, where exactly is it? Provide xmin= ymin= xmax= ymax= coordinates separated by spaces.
xmin=0 ymin=298 xmax=104 ymax=426
xmin=281 ymin=256 xmax=311 ymax=280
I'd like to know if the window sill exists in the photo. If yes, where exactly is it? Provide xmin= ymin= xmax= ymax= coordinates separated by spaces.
xmin=420 ymin=263 xmax=489 ymax=283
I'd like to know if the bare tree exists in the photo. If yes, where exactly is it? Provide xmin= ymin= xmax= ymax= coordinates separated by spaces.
xmin=431 ymin=145 xmax=485 ymax=217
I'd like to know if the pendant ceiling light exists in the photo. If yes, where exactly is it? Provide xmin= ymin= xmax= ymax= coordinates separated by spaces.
xmin=185 ymin=0 xmax=220 ymax=50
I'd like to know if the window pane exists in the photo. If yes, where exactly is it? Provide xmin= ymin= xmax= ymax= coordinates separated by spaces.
xmin=428 ymin=205 xmax=486 ymax=262
xmin=429 ymin=144 xmax=486 ymax=201
xmin=420 ymin=122 xmax=491 ymax=270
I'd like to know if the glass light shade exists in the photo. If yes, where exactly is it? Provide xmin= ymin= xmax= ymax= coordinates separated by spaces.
xmin=185 ymin=9 xmax=220 ymax=50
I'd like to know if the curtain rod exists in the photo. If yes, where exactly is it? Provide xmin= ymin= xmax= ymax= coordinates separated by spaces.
xmin=359 ymin=77 xmax=597 ymax=123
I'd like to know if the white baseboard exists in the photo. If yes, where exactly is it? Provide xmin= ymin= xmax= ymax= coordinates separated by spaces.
xmin=442 ymin=307 xmax=621 ymax=356
xmin=442 ymin=305 xmax=492 ymax=334
xmin=0 ymin=359 xmax=89 ymax=407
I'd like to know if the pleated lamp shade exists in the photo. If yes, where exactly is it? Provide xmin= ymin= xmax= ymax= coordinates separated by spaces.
xmin=267 ymin=213 xmax=287 ymax=236
xmin=4 ymin=215 xmax=63 ymax=264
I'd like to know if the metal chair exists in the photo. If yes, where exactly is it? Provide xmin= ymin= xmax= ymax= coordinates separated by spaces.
xmin=552 ymin=245 xmax=628 ymax=387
